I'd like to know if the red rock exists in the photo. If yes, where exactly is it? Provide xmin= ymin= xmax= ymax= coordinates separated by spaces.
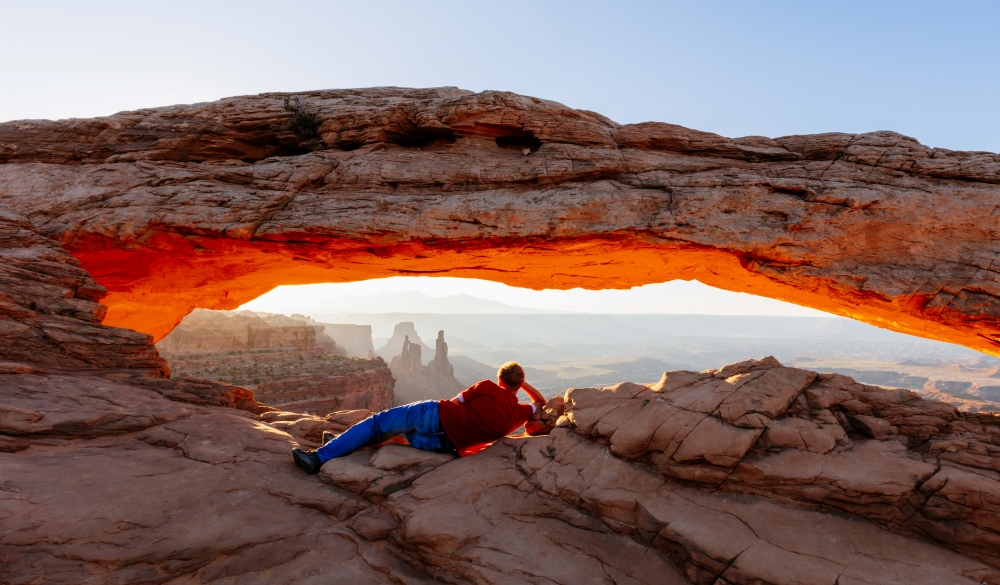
xmin=1 ymin=89 xmax=999 ymax=359
xmin=565 ymin=356 xmax=1000 ymax=567
xmin=4 ymin=89 xmax=1000 ymax=584
xmin=158 ymin=309 xmax=393 ymax=414
xmin=0 ymin=209 xmax=166 ymax=377
xmin=252 ymin=367 xmax=394 ymax=414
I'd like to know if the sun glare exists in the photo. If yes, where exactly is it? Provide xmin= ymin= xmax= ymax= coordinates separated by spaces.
xmin=236 ymin=277 xmax=835 ymax=318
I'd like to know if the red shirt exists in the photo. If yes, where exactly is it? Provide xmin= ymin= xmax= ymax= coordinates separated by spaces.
xmin=438 ymin=380 xmax=533 ymax=456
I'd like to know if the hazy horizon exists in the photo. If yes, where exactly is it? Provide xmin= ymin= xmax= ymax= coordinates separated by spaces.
xmin=180 ymin=305 xmax=1000 ymax=406
xmin=238 ymin=278 xmax=837 ymax=319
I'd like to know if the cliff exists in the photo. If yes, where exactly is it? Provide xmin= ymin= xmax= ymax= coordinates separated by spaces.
xmin=252 ymin=365 xmax=394 ymax=414
xmin=282 ymin=312 xmax=377 ymax=358
xmin=159 ymin=310 xmax=391 ymax=415
xmin=322 ymin=323 xmax=376 ymax=358
xmin=157 ymin=309 xmax=341 ymax=353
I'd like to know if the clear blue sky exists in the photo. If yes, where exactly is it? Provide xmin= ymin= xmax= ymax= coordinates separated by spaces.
xmin=5 ymin=1 xmax=998 ymax=315
xmin=5 ymin=1 xmax=998 ymax=151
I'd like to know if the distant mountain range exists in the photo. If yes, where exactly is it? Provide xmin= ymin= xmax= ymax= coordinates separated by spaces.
xmin=317 ymin=291 xmax=562 ymax=315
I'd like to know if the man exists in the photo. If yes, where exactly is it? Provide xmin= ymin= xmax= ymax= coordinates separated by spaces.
xmin=292 ymin=361 xmax=546 ymax=474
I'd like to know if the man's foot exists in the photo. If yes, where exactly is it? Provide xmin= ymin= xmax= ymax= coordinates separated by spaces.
xmin=292 ymin=448 xmax=322 ymax=474
xmin=322 ymin=431 xmax=335 ymax=445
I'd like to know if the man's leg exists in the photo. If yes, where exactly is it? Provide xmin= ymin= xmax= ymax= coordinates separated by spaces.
xmin=401 ymin=401 xmax=446 ymax=453
xmin=316 ymin=401 xmax=439 ymax=462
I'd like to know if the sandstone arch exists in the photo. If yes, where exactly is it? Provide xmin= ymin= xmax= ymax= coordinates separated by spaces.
xmin=1 ymin=88 xmax=998 ymax=354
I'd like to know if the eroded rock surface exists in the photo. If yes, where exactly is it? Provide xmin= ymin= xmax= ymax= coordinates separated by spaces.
xmin=1 ymin=88 xmax=999 ymax=357
xmin=564 ymin=357 xmax=1000 ymax=567
xmin=3 ymin=155 xmax=1000 ymax=582
xmin=251 ymin=364 xmax=394 ymax=414
xmin=0 ymin=208 xmax=166 ymax=377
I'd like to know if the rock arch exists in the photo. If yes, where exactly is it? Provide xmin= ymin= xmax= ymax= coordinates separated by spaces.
xmin=1 ymin=88 xmax=998 ymax=354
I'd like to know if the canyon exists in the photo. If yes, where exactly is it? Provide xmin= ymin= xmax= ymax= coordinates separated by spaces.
xmin=159 ymin=310 xmax=393 ymax=414
xmin=160 ymin=312 xmax=465 ymax=414
xmin=2 ymin=89 xmax=1000 ymax=583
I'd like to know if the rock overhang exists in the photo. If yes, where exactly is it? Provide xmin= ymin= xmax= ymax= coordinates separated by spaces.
xmin=3 ymin=198 xmax=1000 ymax=582
xmin=1 ymin=87 xmax=999 ymax=354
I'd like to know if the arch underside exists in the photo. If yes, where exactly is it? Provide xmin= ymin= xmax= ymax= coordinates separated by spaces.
xmin=73 ymin=230 xmax=1000 ymax=357
xmin=0 ymin=87 xmax=998 ymax=354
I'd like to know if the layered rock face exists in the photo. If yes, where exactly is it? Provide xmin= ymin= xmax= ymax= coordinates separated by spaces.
xmin=157 ymin=309 xmax=339 ymax=353
xmin=159 ymin=310 xmax=392 ymax=415
xmin=252 ymin=363 xmax=394 ymax=414
xmin=1 ymin=88 xmax=999 ymax=357
xmin=322 ymin=323 xmax=376 ymax=358
xmin=0 ymin=209 xmax=166 ymax=378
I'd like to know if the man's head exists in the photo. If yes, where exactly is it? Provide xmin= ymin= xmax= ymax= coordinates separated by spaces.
xmin=497 ymin=361 xmax=525 ymax=391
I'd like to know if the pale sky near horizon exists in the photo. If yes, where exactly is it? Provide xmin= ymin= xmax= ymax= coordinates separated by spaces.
xmin=238 ymin=278 xmax=835 ymax=317
xmin=5 ymin=1 xmax=998 ymax=316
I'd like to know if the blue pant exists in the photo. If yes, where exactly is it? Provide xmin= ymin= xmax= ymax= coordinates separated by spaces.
xmin=316 ymin=400 xmax=447 ymax=463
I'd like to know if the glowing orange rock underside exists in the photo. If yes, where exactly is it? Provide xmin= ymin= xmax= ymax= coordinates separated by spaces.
xmin=69 ymin=231 xmax=998 ymax=357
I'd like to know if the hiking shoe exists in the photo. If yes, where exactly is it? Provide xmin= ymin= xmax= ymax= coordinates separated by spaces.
xmin=322 ymin=431 xmax=335 ymax=445
xmin=292 ymin=448 xmax=322 ymax=474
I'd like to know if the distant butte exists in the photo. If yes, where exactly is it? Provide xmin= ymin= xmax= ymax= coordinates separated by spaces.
xmin=1 ymin=87 xmax=999 ymax=356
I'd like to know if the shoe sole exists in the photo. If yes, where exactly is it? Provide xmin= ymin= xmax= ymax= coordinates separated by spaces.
xmin=293 ymin=450 xmax=320 ymax=474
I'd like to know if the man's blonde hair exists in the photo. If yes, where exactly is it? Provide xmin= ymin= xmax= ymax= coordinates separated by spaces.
xmin=497 ymin=361 xmax=525 ymax=390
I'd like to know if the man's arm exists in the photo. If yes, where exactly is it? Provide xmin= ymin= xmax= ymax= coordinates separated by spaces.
xmin=520 ymin=381 xmax=545 ymax=403
xmin=520 ymin=381 xmax=546 ymax=418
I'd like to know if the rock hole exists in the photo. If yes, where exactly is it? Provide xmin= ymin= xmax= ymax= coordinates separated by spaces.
xmin=336 ymin=141 xmax=362 ymax=152
xmin=272 ymin=144 xmax=316 ymax=158
xmin=495 ymin=132 xmax=541 ymax=154
xmin=388 ymin=129 xmax=457 ymax=148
